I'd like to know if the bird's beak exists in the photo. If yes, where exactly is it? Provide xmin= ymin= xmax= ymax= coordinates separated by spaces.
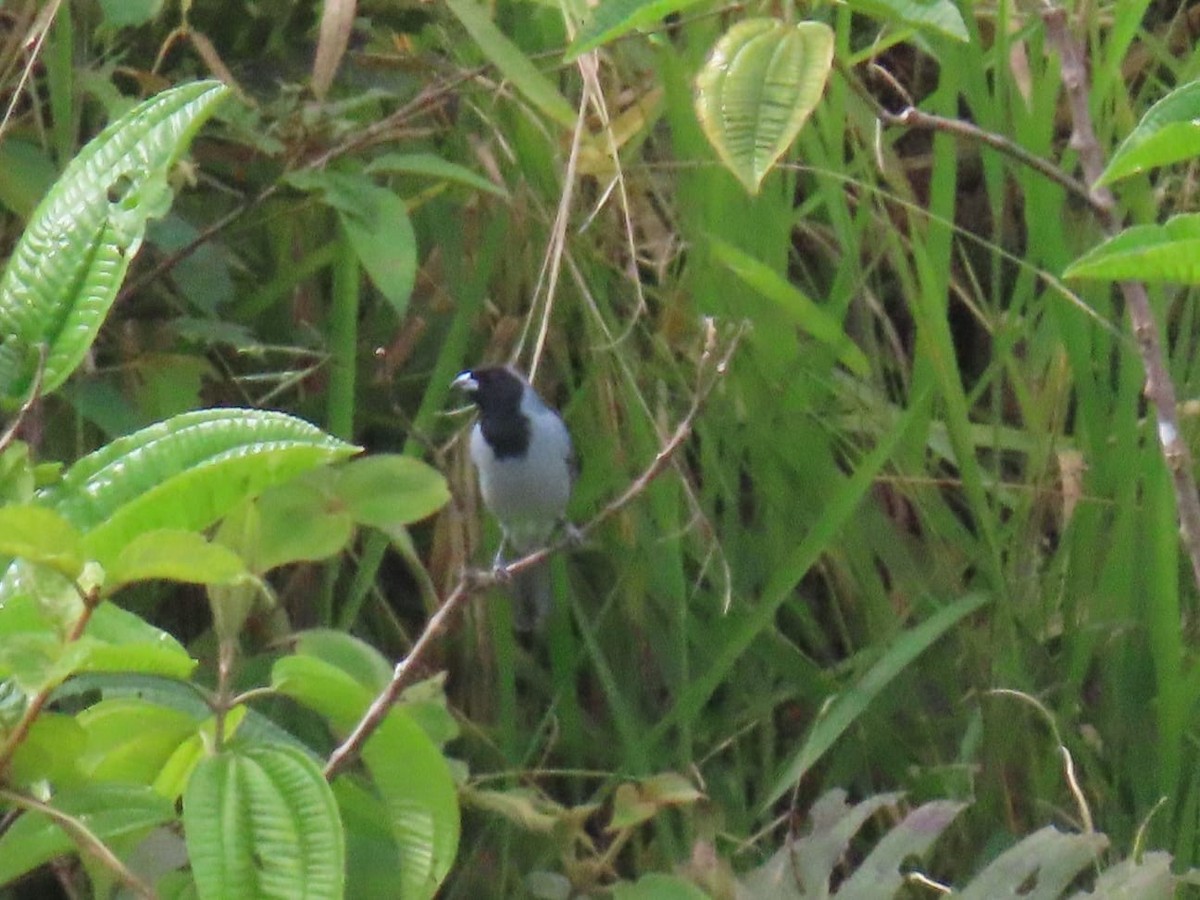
xmin=452 ymin=371 xmax=478 ymax=393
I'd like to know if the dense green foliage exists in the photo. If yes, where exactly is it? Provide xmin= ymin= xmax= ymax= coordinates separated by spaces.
xmin=5 ymin=0 xmax=1200 ymax=897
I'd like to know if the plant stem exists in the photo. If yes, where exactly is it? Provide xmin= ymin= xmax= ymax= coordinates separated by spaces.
xmin=1042 ymin=6 xmax=1200 ymax=601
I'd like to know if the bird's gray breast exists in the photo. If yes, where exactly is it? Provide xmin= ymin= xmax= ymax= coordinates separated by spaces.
xmin=470 ymin=404 xmax=573 ymax=551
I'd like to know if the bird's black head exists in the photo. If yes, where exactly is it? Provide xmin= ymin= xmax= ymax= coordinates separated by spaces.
xmin=453 ymin=366 xmax=525 ymax=413
xmin=453 ymin=366 xmax=530 ymax=458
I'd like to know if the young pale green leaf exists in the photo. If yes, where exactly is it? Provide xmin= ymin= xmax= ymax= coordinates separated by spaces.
xmin=0 ymin=504 xmax=84 ymax=578
xmin=707 ymin=235 xmax=870 ymax=375
xmin=273 ymin=655 xmax=461 ymax=898
xmin=8 ymin=713 xmax=86 ymax=787
xmin=76 ymin=697 xmax=201 ymax=784
xmin=566 ymin=0 xmax=711 ymax=61
xmin=0 ymin=81 xmax=228 ymax=401
xmin=40 ymin=408 xmax=358 ymax=565
xmin=294 ymin=628 xmax=394 ymax=694
xmin=248 ymin=479 xmax=355 ymax=572
xmin=104 ymin=529 xmax=250 ymax=591
xmin=335 ymin=455 xmax=450 ymax=532
xmin=365 ymin=152 xmax=509 ymax=198
xmin=694 ymin=19 xmax=834 ymax=194
xmin=847 ymin=0 xmax=968 ymax=42
xmin=0 ymin=783 xmax=175 ymax=886
xmin=0 ymin=590 xmax=195 ymax=683
xmin=183 ymin=744 xmax=345 ymax=900
xmin=764 ymin=593 xmax=990 ymax=808
xmin=1063 ymin=213 xmax=1200 ymax=283
xmin=445 ymin=0 xmax=576 ymax=128
xmin=1100 ymin=80 xmax=1200 ymax=185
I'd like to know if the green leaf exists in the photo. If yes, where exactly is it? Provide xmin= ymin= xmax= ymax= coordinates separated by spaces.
xmin=0 ymin=590 xmax=195 ymax=684
xmin=609 ymin=774 xmax=704 ymax=831
xmin=847 ymin=0 xmax=969 ymax=42
xmin=105 ymin=529 xmax=250 ymax=590
xmin=272 ymin=656 xmax=460 ymax=898
xmin=566 ymin=0 xmax=711 ymax=61
xmin=41 ymin=408 xmax=358 ymax=565
xmin=1100 ymin=80 xmax=1200 ymax=185
xmin=445 ymin=0 xmax=577 ymax=129
xmin=8 ymin=713 xmax=86 ymax=787
xmin=97 ymin=0 xmax=165 ymax=27
xmin=707 ymin=235 xmax=870 ymax=375
xmin=76 ymin=697 xmax=201 ymax=784
xmin=612 ymin=874 xmax=710 ymax=900
xmin=694 ymin=19 xmax=833 ymax=194
xmin=1063 ymin=213 xmax=1200 ymax=283
xmin=183 ymin=744 xmax=345 ymax=900
xmin=0 ymin=80 xmax=228 ymax=400
xmin=285 ymin=170 xmax=417 ymax=316
xmin=335 ymin=455 xmax=451 ymax=533
xmin=252 ymin=479 xmax=354 ymax=572
xmin=0 ymin=783 xmax=175 ymax=886
xmin=365 ymin=152 xmax=508 ymax=198
xmin=295 ymin=628 xmax=394 ymax=694
xmin=763 ymin=593 xmax=990 ymax=807
xmin=0 ymin=504 xmax=84 ymax=578
xmin=958 ymin=827 xmax=1108 ymax=899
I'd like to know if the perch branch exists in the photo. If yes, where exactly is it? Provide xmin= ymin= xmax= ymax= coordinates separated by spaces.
xmin=323 ymin=322 xmax=742 ymax=779
xmin=0 ymin=788 xmax=157 ymax=899
xmin=1042 ymin=6 xmax=1200 ymax=600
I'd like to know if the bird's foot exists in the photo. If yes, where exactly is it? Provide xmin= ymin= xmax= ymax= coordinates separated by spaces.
xmin=558 ymin=520 xmax=584 ymax=547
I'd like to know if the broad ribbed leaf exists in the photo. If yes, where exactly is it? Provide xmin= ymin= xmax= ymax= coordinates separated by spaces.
xmin=183 ymin=744 xmax=344 ymax=900
xmin=1063 ymin=213 xmax=1200 ymax=283
xmin=0 ymin=783 xmax=174 ymax=885
xmin=273 ymin=656 xmax=460 ymax=899
xmin=848 ymin=0 xmax=968 ymax=42
xmin=0 ymin=81 xmax=228 ymax=401
xmin=694 ymin=19 xmax=833 ymax=194
xmin=40 ymin=408 xmax=358 ymax=565
xmin=1101 ymin=80 xmax=1200 ymax=185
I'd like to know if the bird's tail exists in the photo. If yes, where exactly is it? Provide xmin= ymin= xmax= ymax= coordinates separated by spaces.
xmin=512 ymin=560 xmax=552 ymax=633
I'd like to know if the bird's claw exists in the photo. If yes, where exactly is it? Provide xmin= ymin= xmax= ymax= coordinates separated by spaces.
xmin=559 ymin=521 xmax=584 ymax=547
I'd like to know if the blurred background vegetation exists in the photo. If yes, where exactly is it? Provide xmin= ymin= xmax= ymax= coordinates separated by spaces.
xmin=4 ymin=0 xmax=1200 ymax=894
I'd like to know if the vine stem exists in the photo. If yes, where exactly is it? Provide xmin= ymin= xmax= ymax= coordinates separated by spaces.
xmin=1041 ymin=5 xmax=1200 ymax=598
xmin=324 ymin=322 xmax=741 ymax=779
xmin=856 ymin=9 xmax=1200 ymax=601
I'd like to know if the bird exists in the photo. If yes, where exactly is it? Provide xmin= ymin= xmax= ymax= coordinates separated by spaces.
xmin=452 ymin=365 xmax=576 ymax=631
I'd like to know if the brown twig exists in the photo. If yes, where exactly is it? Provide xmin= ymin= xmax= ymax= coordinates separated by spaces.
xmin=0 ymin=788 xmax=157 ymax=899
xmin=323 ymin=322 xmax=742 ymax=779
xmin=1042 ymin=6 xmax=1200 ymax=599
xmin=842 ymin=59 xmax=1097 ymax=212
xmin=0 ymin=586 xmax=102 ymax=778
xmin=0 ymin=343 xmax=45 ymax=453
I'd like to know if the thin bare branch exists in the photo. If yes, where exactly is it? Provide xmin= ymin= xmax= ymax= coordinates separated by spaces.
xmin=0 ymin=787 xmax=157 ymax=899
xmin=1042 ymin=5 xmax=1200 ymax=603
xmin=324 ymin=324 xmax=742 ymax=779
